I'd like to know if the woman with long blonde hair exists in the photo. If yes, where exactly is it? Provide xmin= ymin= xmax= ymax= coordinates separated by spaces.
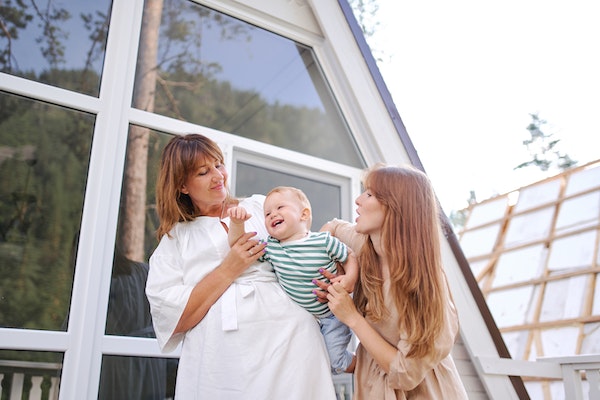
xmin=319 ymin=164 xmax=467 ymax=399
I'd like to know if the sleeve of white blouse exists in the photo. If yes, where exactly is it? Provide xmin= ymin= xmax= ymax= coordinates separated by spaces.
xmin=242 ymin=194 xmax=269 ymax=240
xmin=146 ymin=233 xmax=193 ymax=353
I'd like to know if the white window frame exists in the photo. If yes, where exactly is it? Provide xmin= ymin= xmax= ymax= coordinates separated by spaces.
xmin=0 ymin=1 xmax=374 ymax=399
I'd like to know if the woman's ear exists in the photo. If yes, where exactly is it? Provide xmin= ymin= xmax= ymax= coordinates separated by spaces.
xmin=180 ymin=185 xmax=189 ymax=195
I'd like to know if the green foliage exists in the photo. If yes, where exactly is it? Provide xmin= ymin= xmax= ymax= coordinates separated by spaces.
xmin=514 ymin=113 xmax=578 ymax=172
xmin=0 ymin=0 xmax=33 ymax=70
xmin=0 ymin=91 xmax=93 ymax=331
xmin=347 ymin=0 xmax=380 ymax=39
xmin=448 ymin=209 xmax=467 ymax=232
xmin=1 ymin=0 xmax=107 ymax=96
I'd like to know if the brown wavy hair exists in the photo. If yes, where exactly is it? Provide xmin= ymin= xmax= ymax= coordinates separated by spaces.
xmin=353 ymin=164 xmax=446 ymax=359
xmin=155 ymin=134 xmax=232 ymax=239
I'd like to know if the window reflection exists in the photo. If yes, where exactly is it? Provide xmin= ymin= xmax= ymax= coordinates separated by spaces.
xmin=0 ymin=92 xmax=94 ymax=331
xmin=114 ymin=127 xmax=170 ymax=266
xmin=0 ymin=350 xmax=63 ymax=399
xmin=106 ymin=250 xmax=154 ymax=337
xmin=133 ymin=0 xmax=363 ymax=167
xmin=99 ymin=355 xmax=177 ymax=400
xmin=235 ymin=162 xmax=342 ymax=230
xmin=0 ymin=0 xmax=112 ymax=96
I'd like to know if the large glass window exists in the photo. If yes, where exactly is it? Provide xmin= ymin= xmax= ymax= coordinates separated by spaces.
xmin=98 ymin=355 xmax=177 ymax=400
xmin=110 ymin=126 xmax=353 ymax=396
xmin=0 ymin=0 xmax=112 ymax=96
xmin=235 ymin=161 xmax=344 ymax=230
xmin=0 ymin=92 xmax=94 ymax=331
xmin=110 ymin=126 xmax=169 ymax=268
xmin=133 ymin=0 xmax=364 ymax=167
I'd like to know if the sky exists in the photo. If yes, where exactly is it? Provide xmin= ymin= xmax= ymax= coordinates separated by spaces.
xmin=369 ymin=0 xmax=600 ymax=214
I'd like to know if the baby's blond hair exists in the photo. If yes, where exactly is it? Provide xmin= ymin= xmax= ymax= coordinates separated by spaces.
xmin=266 ymin=186 xmax=313 ymax=229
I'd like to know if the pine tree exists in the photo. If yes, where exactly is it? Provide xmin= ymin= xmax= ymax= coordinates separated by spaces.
xmin=514 ymin=113 xmax=577 ymax=172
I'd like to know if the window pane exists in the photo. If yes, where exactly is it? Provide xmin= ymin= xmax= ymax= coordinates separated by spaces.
xmin=109 ymin=127 xmax=168 ymax=336
xmin=1 ymin=0 xmax=112 ymax=96
xmin=133 ymin=0 xmax=363 ymax=167
xmin=111 ymin=126 xmax=169 ymax=272
xmin=235 ymin=162 xmax=342 ymax=230
xmin=0 ymin=92 xmax=94 ymax=330
xmin=99 ymin=355 xmax=177 ymax=400
xmin=0 ymin=350 xmax=63 ymax=399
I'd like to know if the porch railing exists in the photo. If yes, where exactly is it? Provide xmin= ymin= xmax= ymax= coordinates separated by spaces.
xmin=5 ymin=354 xmax=598 ymax=399
xmin=0 ymin=360 xmax=61 ymax=400
xmin=0 ymin=359 xmax=353 ymax=400
xmin=476 ymin=354 xmax=600 ymax=399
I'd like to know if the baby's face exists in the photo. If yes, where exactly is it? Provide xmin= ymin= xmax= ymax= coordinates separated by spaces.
xmin=263 ymin=191 xmax=309 ymax=242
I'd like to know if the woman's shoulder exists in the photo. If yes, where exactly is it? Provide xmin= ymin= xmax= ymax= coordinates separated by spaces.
xmin=239 ymin=194 xmax=266 ymax=209
xmin=162 ymin=217 xmax=215 ymax=241
xmin=324 ymin=218 xmax=366 ymax=253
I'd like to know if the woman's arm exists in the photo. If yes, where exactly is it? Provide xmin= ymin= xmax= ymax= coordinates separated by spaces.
xmin=320 ymin=219 xmax=366 ymax=255
xmin=315 ymin=220 xmax=365 ymax=300
xmin=227 ymin=206 xmax=252 ymax=247
xmin=326 ymin=283 xmax=397 ymax=373
xmin=174 ymin=231 xmax=266 ymax=333
xmin=327 ymin=282 xmax=460 ymax=390
xmin=331 ymin=249 xmax=358 ymax=293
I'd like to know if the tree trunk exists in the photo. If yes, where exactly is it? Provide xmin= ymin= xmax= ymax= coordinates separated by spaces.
xmin=120 ymin=0 xmax=163 ymax=261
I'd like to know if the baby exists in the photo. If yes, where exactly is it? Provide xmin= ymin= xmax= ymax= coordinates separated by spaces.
xmin=228 ymin=186 xmax=357 ymax=374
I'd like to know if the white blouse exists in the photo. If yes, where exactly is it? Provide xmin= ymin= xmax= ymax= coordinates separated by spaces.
xmin=146 ymin=195 xmax=336 ymax=399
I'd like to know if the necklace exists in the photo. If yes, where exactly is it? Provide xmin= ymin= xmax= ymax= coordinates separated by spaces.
xmin=219 ymin=201 xmax=229 ymax=233
xmin=219 ymin=201 xmax=227 ymax=220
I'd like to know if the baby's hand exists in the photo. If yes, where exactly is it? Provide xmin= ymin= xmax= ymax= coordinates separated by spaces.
xmin=330 ymin=274 xmax=355 ymax=294
xmin=228 ymin=206 xmax=251 ymax=224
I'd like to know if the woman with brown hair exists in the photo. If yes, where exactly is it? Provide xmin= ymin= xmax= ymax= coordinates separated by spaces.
xmin=145 ymin=133 xmax=336 ymax=399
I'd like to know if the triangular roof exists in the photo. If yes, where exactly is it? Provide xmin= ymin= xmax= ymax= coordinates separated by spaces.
xmin=0 ymin=0 xmax=534 ymax=398
xmin=458 ymin=159 xmax=600 ymax=396
xmin=334 ymin=1 xmax=528 ymax=397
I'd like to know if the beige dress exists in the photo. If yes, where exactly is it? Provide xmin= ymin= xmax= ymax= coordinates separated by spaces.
xmin=328 ymin=219 xmax=468 ymax=400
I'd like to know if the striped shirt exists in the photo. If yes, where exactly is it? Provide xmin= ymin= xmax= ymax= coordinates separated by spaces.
xmin=262 ymin=231 xmax=348 ymax=317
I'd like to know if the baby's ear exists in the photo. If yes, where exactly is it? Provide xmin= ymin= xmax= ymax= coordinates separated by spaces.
xmin=301 ymin=207 xmax=311 ymax=221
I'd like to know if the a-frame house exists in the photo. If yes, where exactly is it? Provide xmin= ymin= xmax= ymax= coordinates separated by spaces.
xmin=3 ymin=0 xmax=585 ymax=398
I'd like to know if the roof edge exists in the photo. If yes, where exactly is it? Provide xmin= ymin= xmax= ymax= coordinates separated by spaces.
xmin=336 ymin=0 xmax=529 ymax=398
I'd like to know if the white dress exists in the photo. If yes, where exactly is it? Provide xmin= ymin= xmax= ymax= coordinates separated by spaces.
xmin=146 ymin=195 xmax=336 ymax=399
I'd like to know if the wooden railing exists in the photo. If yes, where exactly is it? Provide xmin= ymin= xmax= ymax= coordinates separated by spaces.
xmin=333 ymin=372 xmax=353 ymax=399
xmin=5 ymin=354 xmax=598 ymax=399
xmin=0 ymin=359 xmax=351 ymax=400
xmin=539 ymin=355 xmax=600 ymax=399
xmin=0 ymin=360 xmax=61 ymax=400
xmin=477 ymin=354 xmax=600 ymax=399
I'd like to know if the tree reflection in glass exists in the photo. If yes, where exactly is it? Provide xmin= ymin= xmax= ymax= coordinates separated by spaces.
xmin=132 ymin=0 xmax=363 ymax=167
xmin=0 ymin=0 xmax=112 ymax=96
xmin=0 ymin=92 xmax=94 ymax=330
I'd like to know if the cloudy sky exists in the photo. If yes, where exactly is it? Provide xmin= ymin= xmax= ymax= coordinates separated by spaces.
xmin=370 ymin=0 xmax=600 ymax=213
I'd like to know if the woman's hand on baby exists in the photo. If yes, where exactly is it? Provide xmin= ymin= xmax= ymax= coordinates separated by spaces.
xmin=336 ymin=275 xmax=356 ymax=294
xmin=312 ymin=268 xmax=339 ymax=303
xmin=222 ymin=232 xmax=266 ymax=277
xmin=326 ymin=283 xmax=358 ymax=326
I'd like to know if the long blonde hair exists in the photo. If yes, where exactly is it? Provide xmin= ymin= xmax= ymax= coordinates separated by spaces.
xmin=155 ymin=134 xmax=232 ymax=239
xmin=353 ymin=164 xmax=446 ymax=359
